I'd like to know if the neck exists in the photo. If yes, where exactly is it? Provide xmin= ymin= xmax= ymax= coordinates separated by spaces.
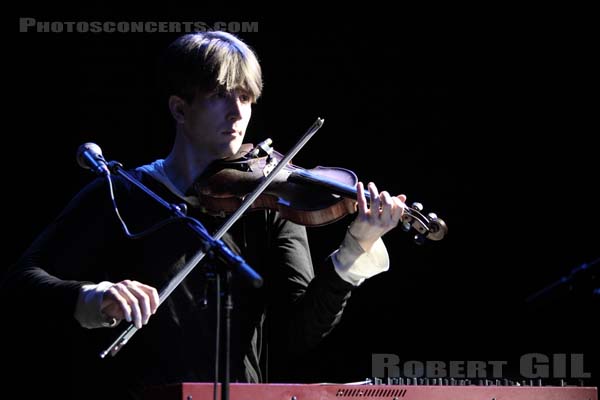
xmin=163 ymin=130 xmax=214 ymax=195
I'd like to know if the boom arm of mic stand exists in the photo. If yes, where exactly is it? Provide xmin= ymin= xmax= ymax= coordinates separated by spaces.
xmin=100 ymin=162 xmax=261 ymax=358
xmin=101 ymin=117 xmax=325 ymax=358
xmin=109 ymin=162 xmax=261 ymax=286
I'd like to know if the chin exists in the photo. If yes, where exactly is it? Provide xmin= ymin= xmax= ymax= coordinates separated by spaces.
xmin=228 ymin=137 xmax=244 ymax=155
xmin=220 ymin=139 xmax=243 ymax=159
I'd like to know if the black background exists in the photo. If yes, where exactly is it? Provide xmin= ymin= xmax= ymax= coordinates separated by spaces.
xmin=6 ymin=10 xmax=599 ymax=389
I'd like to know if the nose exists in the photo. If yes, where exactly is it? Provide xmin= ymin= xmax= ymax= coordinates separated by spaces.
xmin=226 ymin=96 xmax=243 ymax=122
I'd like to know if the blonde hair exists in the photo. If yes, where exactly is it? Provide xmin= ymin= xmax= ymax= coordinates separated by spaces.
xmin=161 ymin=31 xmax=263 ymax=103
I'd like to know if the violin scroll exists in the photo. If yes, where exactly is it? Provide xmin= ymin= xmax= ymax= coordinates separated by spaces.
xmin=401 ymin=202 xmax=448 ymax=244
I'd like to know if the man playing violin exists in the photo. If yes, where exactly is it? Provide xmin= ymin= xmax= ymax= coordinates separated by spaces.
xmin=1 ymin=31 xmax=406 ymax=400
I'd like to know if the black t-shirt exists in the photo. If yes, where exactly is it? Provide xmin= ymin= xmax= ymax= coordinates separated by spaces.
xmin=1 ymin=169 xmax=355 ymax=399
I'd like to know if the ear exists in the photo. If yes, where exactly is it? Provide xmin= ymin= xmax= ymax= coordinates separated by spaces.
xmin=168 ymin=95 xmax=187 ymax=124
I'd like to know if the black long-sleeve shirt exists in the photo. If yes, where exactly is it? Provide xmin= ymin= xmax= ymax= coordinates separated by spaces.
xmin=1 ymin=168 xmax=355 ymax=399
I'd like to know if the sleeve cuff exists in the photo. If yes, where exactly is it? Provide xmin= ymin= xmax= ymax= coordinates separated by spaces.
xmin=74 ymin=281 xmax=119 ymax=329
xmin=331 ymin=229 xmax=390 ymax=286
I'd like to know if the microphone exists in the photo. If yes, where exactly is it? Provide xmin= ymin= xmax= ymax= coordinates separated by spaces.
xmin=76 ymin=142 xmax=110 ymax=176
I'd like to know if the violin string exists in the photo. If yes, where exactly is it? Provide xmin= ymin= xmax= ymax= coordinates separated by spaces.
xmin=283 ymin=163 xmax=420 ymax=218
xmin=280 ymin=162 xmax=430 ymax=229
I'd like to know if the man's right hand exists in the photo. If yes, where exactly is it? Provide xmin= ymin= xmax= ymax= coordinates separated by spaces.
xmin=100 ymin=280 xmax=159 ymax=329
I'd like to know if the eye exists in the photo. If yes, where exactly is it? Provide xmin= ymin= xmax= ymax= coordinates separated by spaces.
xmin=215 ymin=89 xmax=228 ymax=99
xmin=209 ymin=86 xmax=228 ymax=99
xmin=239 ymin=93 xmax=251 ymax=103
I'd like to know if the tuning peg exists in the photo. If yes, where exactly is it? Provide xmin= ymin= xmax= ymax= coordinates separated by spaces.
xmin=401 ymin=221 xmax=411 ymax=232
xmin=427 ymin=212 xmax=438 ymax=220
xmin=425 ymin=217 xmax=448 ymax=241
xmin=414 ymin=234 xmax=426 ymax=245
xmin=411 ymin=202 xmax=423 ymax=211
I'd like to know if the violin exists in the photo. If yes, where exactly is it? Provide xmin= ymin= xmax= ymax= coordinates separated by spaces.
xmin=100 ymin=131 xmax=447 ymax=359
xmin=193 ymin=139 xmax=447 ymax=244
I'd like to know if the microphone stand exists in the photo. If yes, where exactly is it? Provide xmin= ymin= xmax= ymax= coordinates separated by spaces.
xmin=99 ymin=162 xmax=261 ymax=357
xmin=114 ymin=161 xmax=260 ymax=282
xmin=526 ymin=257 xmax=600 ymax=305
xmin=100 ymin=117 xmax=325 ymax=400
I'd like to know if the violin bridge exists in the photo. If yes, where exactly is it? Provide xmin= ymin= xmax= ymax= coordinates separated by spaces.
xmin=262 ymin=156 xmax=278 ymax=177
